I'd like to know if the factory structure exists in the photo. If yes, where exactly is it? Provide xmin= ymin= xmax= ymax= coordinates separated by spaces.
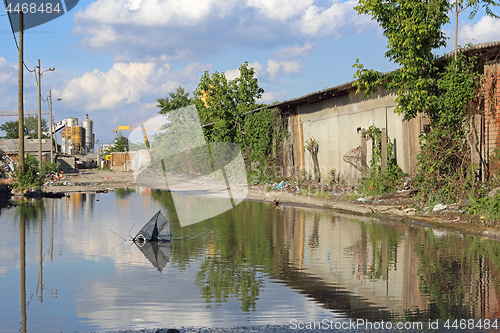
xmin=50 ymin=114 xmax=94 ymax=154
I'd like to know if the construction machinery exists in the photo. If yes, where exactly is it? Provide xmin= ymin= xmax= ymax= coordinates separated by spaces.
xmin=113 ymin=123 xmax=159 ymax=146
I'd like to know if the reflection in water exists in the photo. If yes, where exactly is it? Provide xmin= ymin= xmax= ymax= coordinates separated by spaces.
xmin=135 ymin=241 xmax=172 ymax=272
xmin=19 ymin=207 xmax=26 ymax=333
xmin=2 ymin=191 xmax=500 ymax=332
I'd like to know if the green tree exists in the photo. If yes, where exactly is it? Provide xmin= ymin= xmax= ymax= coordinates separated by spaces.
xmin=104 ymin=133 xmax=129 ymax=153
xmin=193 ymin=62 xmax=264 ymax=143
xmin=157 ymin=86 xmax=192 ymax=115
xmin=353 ymin=0 xmax=450 ymax=121
xmin=0 ymin=116 xmax=48 ymax=139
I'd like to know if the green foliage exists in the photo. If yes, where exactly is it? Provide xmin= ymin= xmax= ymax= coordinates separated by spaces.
xmin=415 ymin=53 xmax=478 ymax=203
xmin=353 ymin=0 xmax=450 ymax=120
xmin=15 ymin=154 xmax=44 ymax=190
xmin=193 ymin=62 xmax=264 ymax=143
xmin=103 ymin=133 xmax=129 ymax=154
xmin=467 ymin=194 xmax=500 ymax=223
xmin=298 ymin=187 xmax=330 ymax=198
xmin=436 ymin=53 xmax=479 ymax=127
xmin=357 ymin=125 xmax=406 ymax=195
xmin=240 ymin=108 xmax=287 ymax=184
xmin=0 ymin=116 xmax=48 ymax=139
xmin=363 ymin=125 xmax=395 ymax=171
xmin=40 ymin=160 xmax=60 ymax=175
xmin=358 ymin=161 xmax=407 ymax=196
xmin=157 ymin=86 xmax=192 ymax=115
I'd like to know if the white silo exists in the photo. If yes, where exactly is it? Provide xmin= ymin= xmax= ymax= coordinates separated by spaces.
xmin=82 ymin=114 xmax=93 ymax=153
xmin=62 ymin=118 xmax=78 ymax=154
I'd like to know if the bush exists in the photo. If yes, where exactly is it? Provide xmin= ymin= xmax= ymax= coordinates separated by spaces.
xmin=15 ymin=155 xmax=44 ymax=190
xmin=467 ymin=194 xmax=500 ymax=223
xmin=358 ymin=160 xmax=406 ymax=196
xmin=40 ymin=160 xmax=60 ymax=175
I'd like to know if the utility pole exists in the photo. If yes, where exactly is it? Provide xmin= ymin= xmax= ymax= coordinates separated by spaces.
xmin=37 ymin=59 xmax=42 ymax=165
xmin=49 ymin=90 xmax=54 ymax=164
xmin=36 ymin=61 xmax=55 ymax=165
xmin=18 ymin=11 xmax=24 ymax=168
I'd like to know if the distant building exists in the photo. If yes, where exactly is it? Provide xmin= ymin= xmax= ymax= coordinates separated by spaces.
xmin=0 ymin=137 xmax=52 ymax=162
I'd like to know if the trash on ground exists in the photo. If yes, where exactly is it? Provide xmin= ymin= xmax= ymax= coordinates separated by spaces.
xmin=433 ymin=203 xmax=447 ymax=212
xmin=275 ymin=181 xmax=286 ymax=189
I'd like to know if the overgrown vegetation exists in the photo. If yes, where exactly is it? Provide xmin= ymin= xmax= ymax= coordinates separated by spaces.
xmin=352 ymin=0 xmax=498 ymax=211
xmin=14 ymin=155 xmax=59 ymax=191
xmin=155 ymin=62 xmax=287 ymax=185
xmin=415 ymin=52 xmax=479 ymax=203
xmin=357 ymin=125 xmax=407 ymax=196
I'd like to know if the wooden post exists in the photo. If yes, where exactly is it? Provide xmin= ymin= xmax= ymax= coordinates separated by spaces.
xmin=361 ymin=128 xmax=367 ymax=174
xmin=18 ymin=11 xmax=24 ymax=167
xmin=381 ymin=128 xmax=387 ymax=173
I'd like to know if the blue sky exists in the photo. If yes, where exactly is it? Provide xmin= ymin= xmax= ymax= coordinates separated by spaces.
xmin=1 ymin=0 xmax=499 ymax=144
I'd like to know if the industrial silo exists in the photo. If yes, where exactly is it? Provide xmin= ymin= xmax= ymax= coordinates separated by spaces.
xmin=62 ymin=118 xmax=78 ymax=154
xmin=65 ymin=117 xmax=78 ymax=128
xmin=82 ymin=114 xmax=93 ymax=153
xmin=72 ymin=126 xmax=84 ymax=153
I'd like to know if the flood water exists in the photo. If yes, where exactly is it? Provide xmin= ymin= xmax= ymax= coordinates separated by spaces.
xmin=1 ymin=189 xmax=500 ymax=332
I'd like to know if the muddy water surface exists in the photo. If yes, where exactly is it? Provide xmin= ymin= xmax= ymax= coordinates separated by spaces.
xmin=1 ymin=189 xmax=500 ymax=332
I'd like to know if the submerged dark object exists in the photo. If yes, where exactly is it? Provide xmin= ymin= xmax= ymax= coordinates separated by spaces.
xmin=133 ymin=210 xmax=172 ymax=242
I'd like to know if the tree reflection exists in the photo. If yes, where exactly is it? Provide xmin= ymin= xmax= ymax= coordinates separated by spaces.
xmin=15 ymin=199 xmax=45 ymax=229
xmin=150 ymin=189 xmax=288 ymax=311
xmin=194 ymin=204 xmax=288 ymax=312
xmin=114 ymin=188 xmax=136 ymax=198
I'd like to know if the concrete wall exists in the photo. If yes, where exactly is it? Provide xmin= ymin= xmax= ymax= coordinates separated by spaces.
xmin=294 ymin=88 xmax=421 ymax=184
xmin=57 ymin=156 xmax=77 ymax=173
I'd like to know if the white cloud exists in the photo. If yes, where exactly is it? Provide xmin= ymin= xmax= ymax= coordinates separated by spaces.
xmin=57 ymin=61 xmax=209 ymax=112
xmin=72 ymin=0 xmax=372 ymax=63
xmin=273 ymin=43 xmax=315 ymax=60
xmin=460 ymin=16 xmax=500 ymax=45
xmin=0 ymin=58 xmax=17 ymax=85
xmin=246 ymin=0 xmax=313 ymax=21
xmin=0 ymin=58 xmax=19 ymax=109
xmin=75 ymin=0 xmax=238 ymax=27
xmin=267 ymin=59 xmax=302 ymax=80
xmin=265 ymin=43 xmax=314 ymax=80
xmin=224 ymin=61 xmax=264 ymax=81
xmin=299 ymin=1 xmax=358 ymax=36
xmin=260 ymin=90 xmax=291 ymax=103
xmin=87 ymin=26 xmax=118 ymax=48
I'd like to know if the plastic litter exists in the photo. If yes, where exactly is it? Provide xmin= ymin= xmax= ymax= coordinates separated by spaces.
xmin=433 ymin=203 xmax=447 ymax=212
xmin=357 ymin=198 xmax=367 ymax=202
xmin=275 ymin=181 xmax=286 ymax=189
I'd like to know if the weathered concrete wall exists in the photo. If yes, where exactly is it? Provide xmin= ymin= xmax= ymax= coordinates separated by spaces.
xmin=296 ymin=88 xmax=420 ymax=184
xmin=57 ymin=156 xmax=77 ymax=173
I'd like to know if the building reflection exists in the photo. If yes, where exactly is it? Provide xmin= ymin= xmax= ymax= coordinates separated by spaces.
xmin=277 ymin=206 xmax=500 ymax=320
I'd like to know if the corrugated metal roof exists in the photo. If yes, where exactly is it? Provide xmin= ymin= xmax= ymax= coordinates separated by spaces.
xmin=0 ymin=138 xmax=52 ymax=154
xmin=270 ymin=40 xmax=500 ymax=111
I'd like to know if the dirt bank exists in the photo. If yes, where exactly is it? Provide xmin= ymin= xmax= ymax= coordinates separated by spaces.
xmin=41 ymin=169 xmax=500 ymax=241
